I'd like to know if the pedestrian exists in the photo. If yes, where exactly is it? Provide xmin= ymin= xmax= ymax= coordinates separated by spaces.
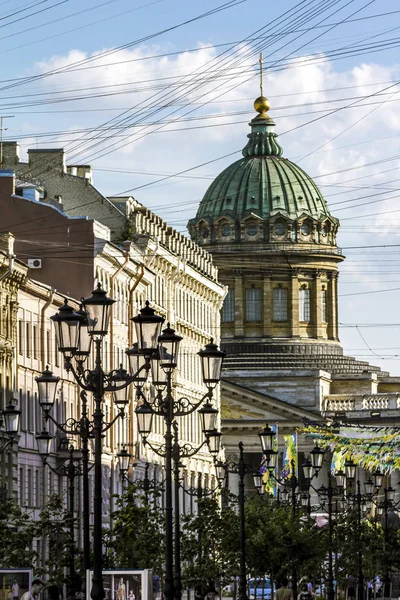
xmin=275 ymin=578 xmax=293 ymax=600
xmin=21 ymin=580 xmax=44 ymax=600
xmin=297 ymin=584 xmax=313 ymax=600
xmin=347 ymin=576 xmax=356 ymax=600
xmin=12 ymin=579 xmax=19 ymax=600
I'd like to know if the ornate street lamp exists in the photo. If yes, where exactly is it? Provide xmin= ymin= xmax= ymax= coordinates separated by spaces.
xmin=36 ymin=428 xmax=54 ymax=459
xmin=258 ymin=424 xmax=275 ymax=453
xmin=134 ymin=332 xmax=224 ymax=600
xmin=38 ymin=290 xmax=163 ymax=600
xmin=82 ymin=284 xmax=115 ymax=338
xmin=35 ymin=367 xmax=60 ymax=413
xmin=3 ymin=400 xmax=21 ymax=437
xmin=132 ymin=301 xmax=164 ymax=354
xmin=117 ymin=447 xmax=132 ymax=481
xmin=198 ymin=339 xmax=225 ymax=389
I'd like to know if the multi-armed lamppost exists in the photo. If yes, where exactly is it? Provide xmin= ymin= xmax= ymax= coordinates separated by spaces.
xmin=35 ymin=290 xmax=167 ymax=600
xmin=134 ymin=327 xmax=225 ymax=600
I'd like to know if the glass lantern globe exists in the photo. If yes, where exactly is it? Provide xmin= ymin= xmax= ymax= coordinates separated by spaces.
xmin=198 ymin=339 xmax=225 ymax=389
xmin=117 ymin=447 xmax=132 ymax=474
xmin=74 ymin=306 xmax=93 ymax=362
xmin=132 ymin=301 xmax=164 ymax=355
xmin=36 ymin=429 xmax=54 ymax=460
xmin=3 ymin=401 xmax=21 ymax=436
xmin=302 ymin=458 xmax=313 ymax=480
xmin=198 ymin=401 xmax=218 ymax=437
xmin=344 ymin=459 xmax=356 ymax=480
xmin=110 ymin=366 xmax=131 ymax=408
xmin=50 ymin=299 xmax=82 ymax=357
xmin=335 ymin=469 xmax=346 ymax=488
xmin=252 ymin=471 xmax=262 ymax=490
xmin=35 ymin=367 xmax=60 ymax=413
xmin=258 ymin=424 xmax=276 ymax=453
xmin=135 ymin=402 xmax=153 ymax=438
xmin=126 ymin=343 xmax=148 ymax=383
xmin=82 ymin=283 xmax=115 ymax=339
xmin=206 ymin=430 xmax=221 ymax=456
xmin=310 ymin=445 xmax=325 ymax=471
xmin=158 ymin=323 xmax=182 ymax=372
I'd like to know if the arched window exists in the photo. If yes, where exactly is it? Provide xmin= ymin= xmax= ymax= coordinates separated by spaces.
xmin=299 ymin=288 xmax=310 ymax=322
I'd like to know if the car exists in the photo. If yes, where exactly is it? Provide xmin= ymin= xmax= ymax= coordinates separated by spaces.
xmin=249 ymin=579 xmax=272 ymax=600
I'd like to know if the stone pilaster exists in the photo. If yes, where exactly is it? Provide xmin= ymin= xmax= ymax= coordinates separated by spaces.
xmin=327 ymin=271 xmax=338 ymax=341
xmin=314 ymin=271 xmax=323 ymax=339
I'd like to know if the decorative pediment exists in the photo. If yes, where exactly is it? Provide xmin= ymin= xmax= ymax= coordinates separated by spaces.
xmin=221 ymin=380 xmax=322 ymax=423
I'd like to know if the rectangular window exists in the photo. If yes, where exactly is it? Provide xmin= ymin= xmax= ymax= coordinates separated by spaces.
xmin=222 ymin=289 xmax=235 ymax=322
xmin=321 ymin=289 xmax=327 ymax=322
xmin=273 ymin=287 xmax=288 ymax=321
xmin=33 ymin=325 xmax=38 ymax=359
xmin=246 ymin=288 xmax=261 ymax=321
xmin=20 ymin=388 xmax=27 ymax=431
xmin=18 ymin=321 xmax=23 ymax=355
xmin=35 ymin=470 xmax=41 ymax=508
xmin=26 ymin=323 xmax=31 ymax=357
xmin=28 ymin=469 xmax=33 ymax=506
xmin=20 ymin=467 xmax=25 ymax=504
xmin=299 ymin=288 xmax=311 ymax=322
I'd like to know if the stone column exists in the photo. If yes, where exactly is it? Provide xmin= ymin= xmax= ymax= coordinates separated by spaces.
xmin=327 ymin=272 xmax=338 ymax=341
xmin=291 ymin=270 xmax=300 ymax=338
xmin=234 ymin=271 xmax=244 ymax=337
xmin=314 ymin=271 xmax=323 ymax=339
xmin=263 ymin=272 xmax=272 ymax=337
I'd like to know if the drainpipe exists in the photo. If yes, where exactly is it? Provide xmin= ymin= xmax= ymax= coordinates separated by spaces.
xmin=40 ymin=288 xmax=55 ymax=372
xmin=109 ymin=250 xmax=130 ymax=373
xmin=128 ymin=239 xmax=159 ymax=346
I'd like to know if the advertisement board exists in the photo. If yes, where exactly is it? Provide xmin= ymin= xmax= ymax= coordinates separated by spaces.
xmin=0 ymin=569 xmax=32 ymax=600
xmin=86 ymin=570 xmax=153 ymax=600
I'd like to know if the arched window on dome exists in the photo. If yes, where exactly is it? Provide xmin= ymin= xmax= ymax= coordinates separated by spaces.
xmin=299 ymin=287 xmax=310 ymax=322
xmin=222 ymin=289 xmax=235 ymax=322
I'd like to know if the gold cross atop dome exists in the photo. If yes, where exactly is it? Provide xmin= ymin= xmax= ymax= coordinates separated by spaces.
xmin=253 ymin=52 xmax=271 ymax=119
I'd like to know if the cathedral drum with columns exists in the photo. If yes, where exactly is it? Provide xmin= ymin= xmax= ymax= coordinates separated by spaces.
xmin=188 ymin=92 xmax=400 ymax=473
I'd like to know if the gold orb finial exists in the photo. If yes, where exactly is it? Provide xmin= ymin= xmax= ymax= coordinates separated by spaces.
xmin=254 ymin=95 xmax=270 ymax=117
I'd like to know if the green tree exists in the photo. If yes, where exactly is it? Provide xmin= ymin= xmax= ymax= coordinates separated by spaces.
xmin=245 ymin=496 xmax=328 ymax=587
xmin=181 ymin=493 xmax=240 ymax=598
xmin=35 ymin=493 xmax=78 ymax=585
xmin=107 ymin=479 xmax=165 ymax=574
xmin=0 ymin=490 xmax=37 ymax=568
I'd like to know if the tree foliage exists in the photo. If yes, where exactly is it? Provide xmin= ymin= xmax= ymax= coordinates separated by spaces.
xmin=106 ymin=479 xmax=165 ymax=574
xmin=180 ymin=493 xmax=240 ymax=595
xmin=35 ymin=493 xmax=78 ymax=585
xmin=245 ymin=496 xmax=328 ymax=585
xmin=0 ymin=488 xmax=37 ymax=568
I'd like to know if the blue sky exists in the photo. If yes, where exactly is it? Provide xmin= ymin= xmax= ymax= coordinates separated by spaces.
xmin=3 ymin=0 xmax=400 ymax=374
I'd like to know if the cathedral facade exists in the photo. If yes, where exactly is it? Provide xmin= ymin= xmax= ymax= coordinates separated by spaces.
xmin=188 ymin=94 xmax=400 ymax=480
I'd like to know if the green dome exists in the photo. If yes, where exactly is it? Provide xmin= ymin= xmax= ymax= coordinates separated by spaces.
xmin=194 ymin=116 xmax=330 ymax=223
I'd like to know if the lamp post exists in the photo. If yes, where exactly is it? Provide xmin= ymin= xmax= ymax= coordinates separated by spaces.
xmin=302 ymin=445 xmax=337 ymax=600
xmin=135 ymin=331 xmax=224 ymax=600
xmin=36 ymin=434 xmax=82 ymax=600
xmin=36 ymin=292 xmax=163 ymax=600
